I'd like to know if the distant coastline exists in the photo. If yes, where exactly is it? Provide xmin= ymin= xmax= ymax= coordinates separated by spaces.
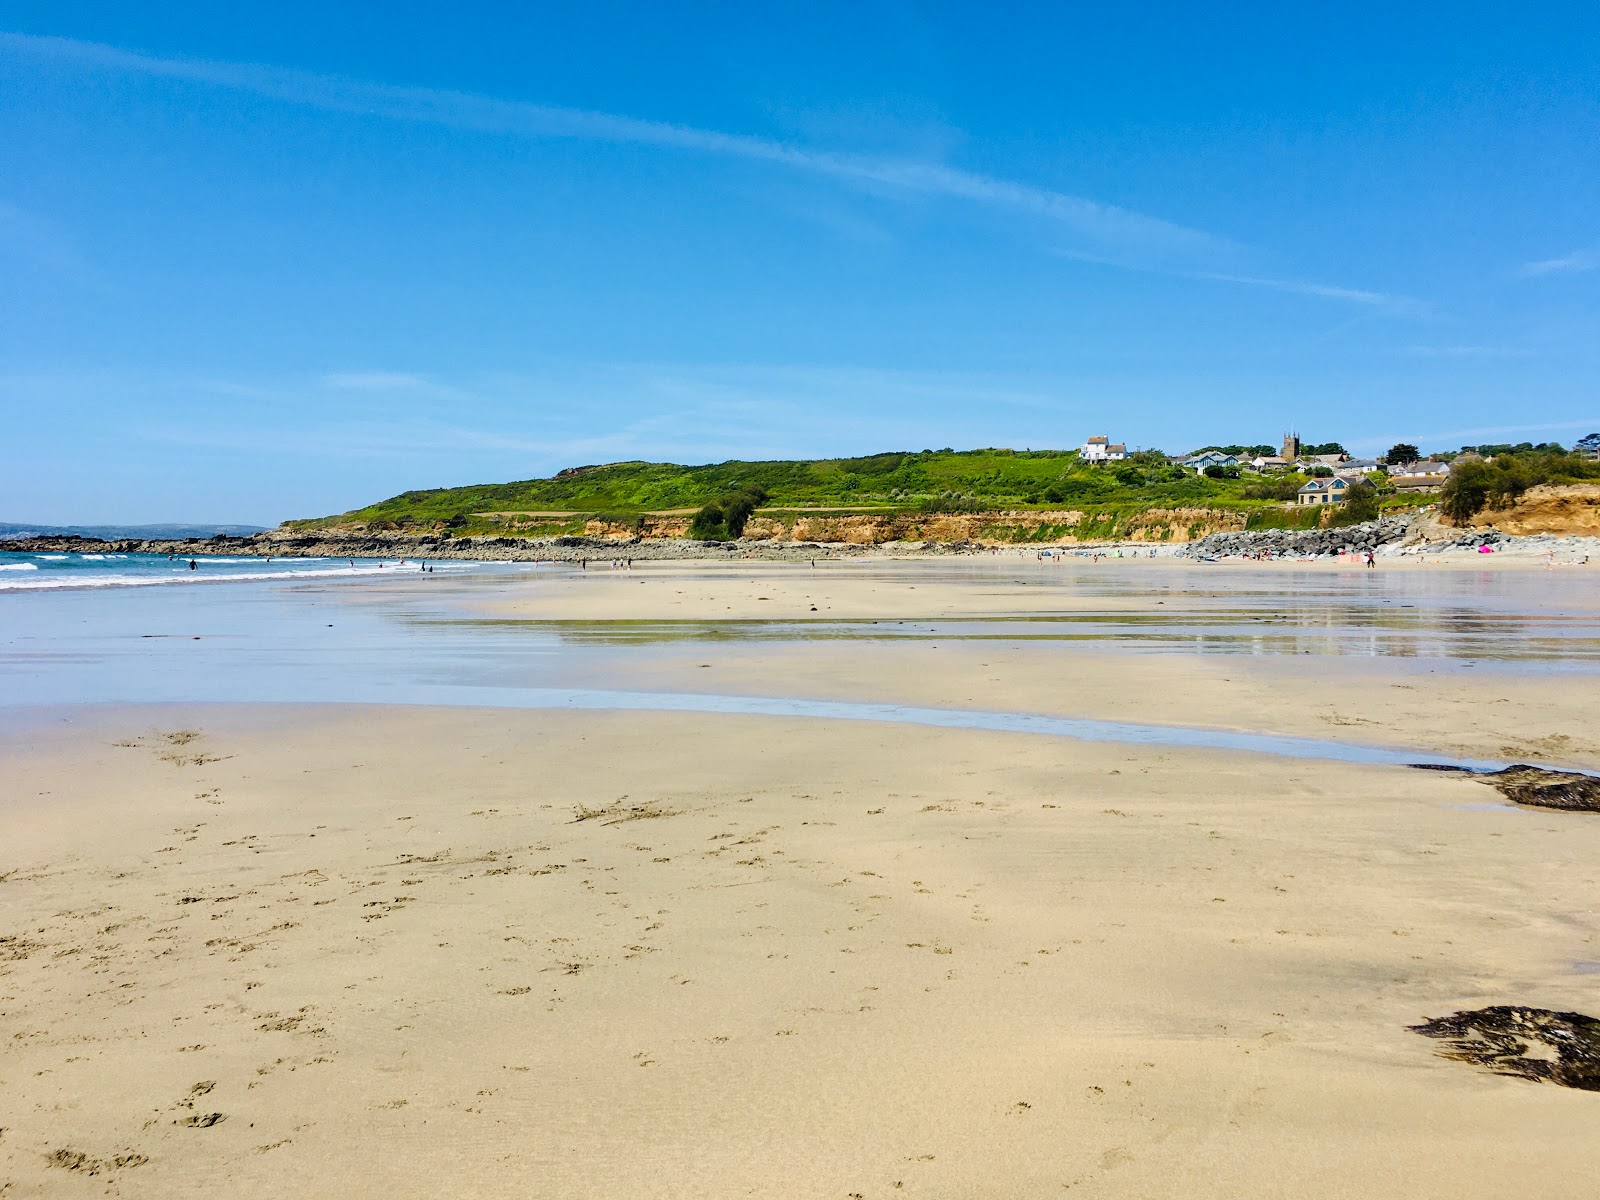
xmin=0 ymin=521 xmax=268 ymax=541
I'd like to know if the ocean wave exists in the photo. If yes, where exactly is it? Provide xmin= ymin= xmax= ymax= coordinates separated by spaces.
xmin=0 ymin=562 xmax=39 ymax=571
xmin=0 ymin=565 xmax=408 ymax=592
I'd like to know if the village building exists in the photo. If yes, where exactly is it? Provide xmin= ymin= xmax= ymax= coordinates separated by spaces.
xmin=1081 ymin=436 xmax=1127 ymax=463
xmin=1182 ymin=450 xmax=1239 ymax=471
xmin=1389 ymin=460 xmax=1451 ymax=491
xmin=1295 ymin=476 xmax=1350 ymax=505
xmin=1333 ymin=457 xmax=1383 ymax=479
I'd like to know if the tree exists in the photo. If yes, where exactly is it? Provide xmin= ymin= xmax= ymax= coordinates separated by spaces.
xmin=1577 ymin=432 xmax=1600 ymax=455
xmin=1440 ymin=461 xmax=1491 ymax=524
xmin=1304 ymin=442 xmax=1348 ymax=456
xmin=1310 ymin=465 xmax=1334 ymax=477
xmin=1340 ymin=480 xmax=1380 ymax=523
xmin=689 ymin=486 xmax=768 ymax=540
xmin=1203 ymin=464 xmax=1227 ymax=479
xmin=689 ymin=502 xmax=727 ymax=540
xmin=1384 ymin=443 xmax=1420 ymax=465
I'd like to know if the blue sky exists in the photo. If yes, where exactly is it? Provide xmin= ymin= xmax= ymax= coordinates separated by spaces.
xmin=2 ymin=2 xmax=1597 ymax=523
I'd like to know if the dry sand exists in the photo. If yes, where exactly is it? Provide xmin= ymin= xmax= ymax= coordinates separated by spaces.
xmin=5 ymin=562 xmax=1600 ymax=1197
xmin=4 ymin=705 xmax=1600 ymax=1198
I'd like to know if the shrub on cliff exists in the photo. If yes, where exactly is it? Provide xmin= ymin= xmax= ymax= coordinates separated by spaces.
xmin=689 ymin=486 xmax=768 ymax=540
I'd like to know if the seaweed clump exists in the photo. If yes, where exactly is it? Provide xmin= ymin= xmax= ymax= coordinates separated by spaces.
xmin=1411 ymin=763 xmax=1600 ymax=812
xmin=1410 ymin=1006 xmax=1600 ymax=1090
xmin=1487 ymin=766 xmax=1600 ymax=812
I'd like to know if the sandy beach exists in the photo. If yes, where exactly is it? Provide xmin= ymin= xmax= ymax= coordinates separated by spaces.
xmin=4 ymin=561 xmax=1599 ymax=1198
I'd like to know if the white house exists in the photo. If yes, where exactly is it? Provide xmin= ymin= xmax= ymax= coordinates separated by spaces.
xmin=1389 ymin=460 xmax=1450 ymax=492
xmin=1081 ymin=436 xmax=1127 ymax=463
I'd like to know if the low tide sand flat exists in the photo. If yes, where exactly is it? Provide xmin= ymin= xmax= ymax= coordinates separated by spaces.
xmin=3 ymin=562 xmax=1599 ymax=1198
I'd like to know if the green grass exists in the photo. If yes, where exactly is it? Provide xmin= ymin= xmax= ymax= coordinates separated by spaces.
xmin=286 ymin=448 xmax=1328 ymax=534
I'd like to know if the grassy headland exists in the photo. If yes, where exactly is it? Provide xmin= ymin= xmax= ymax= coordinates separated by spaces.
xmin=286 ymin=448 xmax=1354 ymax=542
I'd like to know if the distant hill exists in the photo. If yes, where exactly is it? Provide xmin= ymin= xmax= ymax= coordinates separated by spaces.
xmin=283 ymin=448 xmax=1327 ymax=539
xmin=0 ymin=522 xmax=269 ymax=541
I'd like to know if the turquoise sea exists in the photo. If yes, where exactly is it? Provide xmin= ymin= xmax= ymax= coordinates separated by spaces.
xmin=0 ymin=549 xmax=485 ymax=592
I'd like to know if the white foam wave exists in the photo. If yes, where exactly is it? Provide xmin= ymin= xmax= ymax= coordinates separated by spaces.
xmin=0 ymin=562 xmax=39 ymax=571
xmin=0 ymin=564 xmax=403 ymax=592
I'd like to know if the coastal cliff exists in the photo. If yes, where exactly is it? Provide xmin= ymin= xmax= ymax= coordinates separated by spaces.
xmin=3 ymin=504 xmax=1254 ymax=561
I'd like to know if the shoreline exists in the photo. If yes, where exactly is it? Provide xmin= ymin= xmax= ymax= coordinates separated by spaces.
xmin=5 ymin=523 xmax=1599 ymax=567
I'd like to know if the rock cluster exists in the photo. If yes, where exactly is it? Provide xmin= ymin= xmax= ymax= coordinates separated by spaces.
xmin=1440 ymin=529 xmax=1509 ymax=548
xmin=1175 ymin=517 xmax=1411 ymax=559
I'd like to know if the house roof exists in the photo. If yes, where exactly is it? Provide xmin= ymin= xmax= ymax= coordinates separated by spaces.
xmin=1393 ymin=460 xmax=1448 ymax=475
xmin=1297 ymin=477 xmax=1349 ymax=494
xmin=1107 ymin=444 xmax=1126 ymax=453
xmin=1085 ymin=435 xmax=1109 ymax=444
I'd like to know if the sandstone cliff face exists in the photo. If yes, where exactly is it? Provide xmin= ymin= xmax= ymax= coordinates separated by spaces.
xmin=737 ymin=507 xmax=1246 ymax=545
xmin=1471 ymin=484 xmax=1600 ymax=537
xmin=291 ymin=506 xmax=1250 ymax=546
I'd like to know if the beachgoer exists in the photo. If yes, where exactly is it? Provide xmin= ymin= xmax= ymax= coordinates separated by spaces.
xmin=188 ymin=559 xmax=197 ymax=570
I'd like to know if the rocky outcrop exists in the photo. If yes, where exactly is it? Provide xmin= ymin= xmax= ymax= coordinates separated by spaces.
xmin=0 ymin=533 xmax=875 ymax=562
xmin=1175 ymin=517 xmax=1411 ymax=559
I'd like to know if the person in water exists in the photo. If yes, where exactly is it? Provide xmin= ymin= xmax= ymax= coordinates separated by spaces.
xmin=188 ymin=559 xmax=197 ymax=570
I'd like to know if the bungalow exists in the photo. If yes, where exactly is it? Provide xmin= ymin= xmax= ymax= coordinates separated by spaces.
xmin=1250 ymin=455 xmax=1291 ymax=472
xmin=1390 ymin=460 xmax=1450 ymax=491
xmin=1296 ymin=476 xmax=1350 ymax=506
xmin=1333 ymin=457 xmax=1383 ymax=479
xmin=1392 ymin=459 xmax=1450 ymax=479
xmin=1182 ymin=450 xmax=1239 ymax=471
xmin=1081 ymin=436 xmax=1127 ymax=463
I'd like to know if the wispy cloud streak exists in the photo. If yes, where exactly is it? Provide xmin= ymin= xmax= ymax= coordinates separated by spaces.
xmin=1055 ymin=249 xmax=1415 ymax=313
xmin=4 ymin=30 xmax=1221 ymax=267
xmin=1519 ymin=247 xmax=1599 ymax=277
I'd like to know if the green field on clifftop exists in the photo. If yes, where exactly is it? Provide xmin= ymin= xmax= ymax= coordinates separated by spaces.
xmin=287 ymin=448 xmax=1341 ymax=535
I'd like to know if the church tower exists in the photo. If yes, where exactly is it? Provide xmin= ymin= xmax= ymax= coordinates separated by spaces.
xmin=1281 ymin=431 xmax=1301 ymax=461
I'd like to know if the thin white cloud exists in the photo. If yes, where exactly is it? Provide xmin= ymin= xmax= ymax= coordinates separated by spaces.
xmin=5 ymin=30 xmax=1232 ymax=274
xmin=1519 ymin=247 xmax=1599 ymax=277
xmin=1055 ymin=249 xmax=1414 ymax=313
xmin=1193 ymin=271 xmax=1410 ymax=311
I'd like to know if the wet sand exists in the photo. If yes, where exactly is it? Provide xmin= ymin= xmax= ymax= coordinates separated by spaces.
xmin=4 ymin=562 xmax=1600 ymax=1197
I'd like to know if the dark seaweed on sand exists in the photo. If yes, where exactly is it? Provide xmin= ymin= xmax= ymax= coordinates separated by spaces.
xmin=1411 ymin=1006 xmax=1600 ymax=1091
xmin=1411 ymin=764 xmax=1600 ymax=812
